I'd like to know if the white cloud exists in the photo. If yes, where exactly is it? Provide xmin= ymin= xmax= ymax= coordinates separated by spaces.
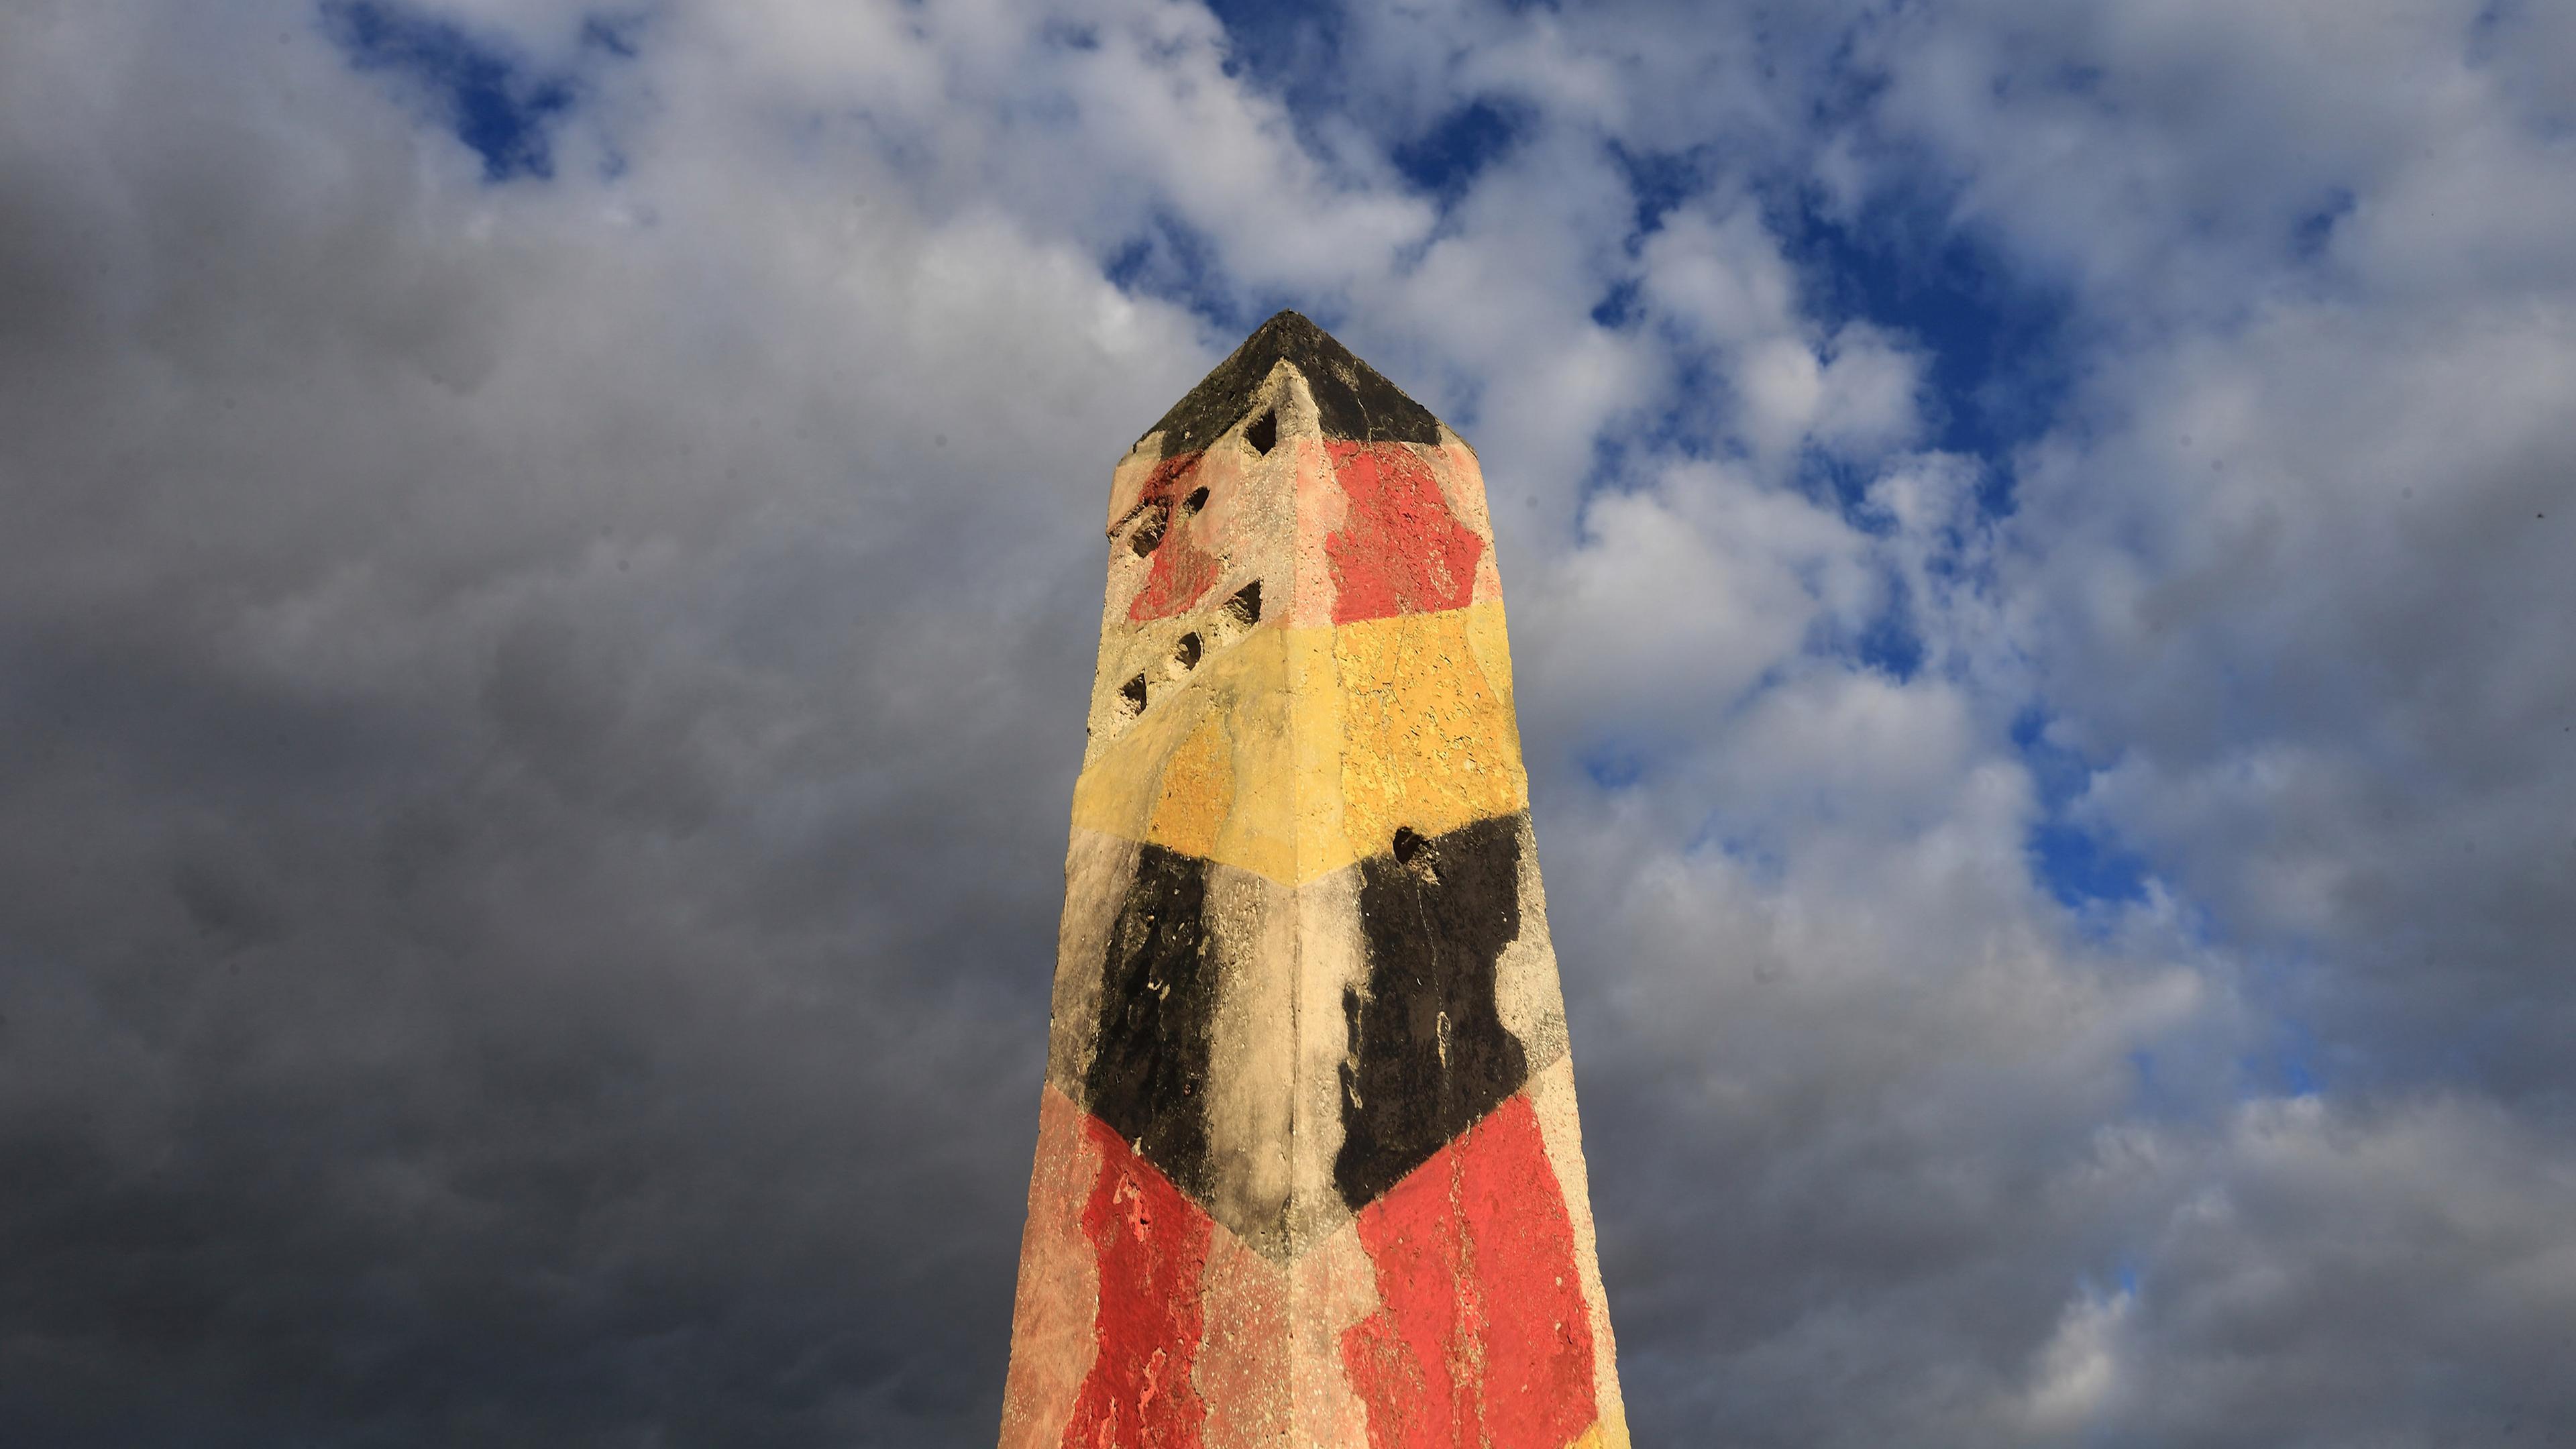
xmin=2014 ymin=1284 xmax=2131 ymax=1436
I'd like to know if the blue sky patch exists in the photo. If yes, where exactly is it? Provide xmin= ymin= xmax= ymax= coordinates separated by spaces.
xmin=1590 ymin=278 xmax=1644 ymax=330
xmin=1853 ymin=584 xmax=1925 ymax=682
xmin=1104 ymin=211 xmax=1255 ymax=333
xmin=1581 ymin=744 xmax=1647 ymax=791
xmin=323 ymin=1 xmax=586 ymax=182
xmin=1796 ymin=559 xmax=1925 ymax=682
xmin=1392 ymin=98 xmax=1534 ymax=204
xmin=2015 ymin=705 xmax=2152 ymax=908
xmin=2030 ymin=820 xmax=2149 ymax=908
xmin=1200 ymin=0 xmax=1350 ymax=138
xmin=1609 ymin=142 xmax=1710 ymax=241
xmin=1781 ymin=193 xmax=2078 ymax=504
xmin=2293 ymin=187 xmax=2357 ymax=260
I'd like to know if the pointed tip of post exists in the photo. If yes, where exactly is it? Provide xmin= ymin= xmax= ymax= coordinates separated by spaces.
xmin=1136 ymin=311 xmax=1444 ymax=457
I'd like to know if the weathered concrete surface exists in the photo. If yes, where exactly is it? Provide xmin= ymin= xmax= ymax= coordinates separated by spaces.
xmin=1001 ymin=312 xmax=1629 ymax=1449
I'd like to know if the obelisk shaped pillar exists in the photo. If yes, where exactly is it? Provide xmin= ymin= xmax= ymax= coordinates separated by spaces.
xmin=1000 ymin=312 xmax=1629 ymax=1449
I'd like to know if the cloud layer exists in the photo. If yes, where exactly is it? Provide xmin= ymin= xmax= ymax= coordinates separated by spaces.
xmin=2 ymin=1 xmax=2571 ymax=1444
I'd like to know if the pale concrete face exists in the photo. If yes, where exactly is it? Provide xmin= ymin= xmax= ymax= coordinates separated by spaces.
xmin=1003 ymin=312 xmax=1627 ymax=1449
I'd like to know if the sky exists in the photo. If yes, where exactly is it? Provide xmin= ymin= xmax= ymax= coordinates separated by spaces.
xmin=2 ymin=0 xmax=2573 ymax=1444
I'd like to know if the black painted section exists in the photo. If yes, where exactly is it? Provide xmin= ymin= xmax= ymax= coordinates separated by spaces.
xmin=1083 ymin=843 xmax=1219 ymax=1199
xmin=1138 ymin=311 xmax=1442 ymax=456
xmin=1334 ymin=812 xmax=1532 ymax=1210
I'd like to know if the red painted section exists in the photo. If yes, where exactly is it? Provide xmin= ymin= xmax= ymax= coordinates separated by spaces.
xmin=1340 ymin=1094 xmax=1597 ymax=1449
xmin=1324 ymin=441 xmax=1484 ymax=625
xmin=1128 ymin=454 xmax=1224 ymax=622
xmin=1061 ymin=1114 xmax=1213 ymax=1449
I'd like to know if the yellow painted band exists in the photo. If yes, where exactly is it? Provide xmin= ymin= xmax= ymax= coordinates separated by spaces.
xmin=1568 ymin=1417 xmax=1631 ymax=1449
xmin=1069 ymin=600 xmax=1527 ymax=884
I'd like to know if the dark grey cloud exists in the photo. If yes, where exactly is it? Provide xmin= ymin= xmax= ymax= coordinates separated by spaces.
xmin=0 ymin=5 xmax=1138 ymax=1441
xmin=3 ymin=1 xmax=2573 ymax=1446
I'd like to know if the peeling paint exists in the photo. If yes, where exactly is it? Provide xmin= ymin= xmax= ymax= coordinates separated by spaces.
xmin=1002 ymin=313 xmax=1623 ymax=1449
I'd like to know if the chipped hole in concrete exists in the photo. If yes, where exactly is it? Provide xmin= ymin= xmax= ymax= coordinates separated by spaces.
xmin=1223 ymin=580 xmax=1262 ymax=627
xmin=1244 ymin=410 xmax=1276 ymax=455
xmin=1181 ymin=485 xmax=1210 ymax=518
xmin=1119 ymin=673 xmax=1148 ymax=716
xmin=1175 ymin=633 xmax=1201 ymax=669
xmin=1392 ymin=825 xmax=1442 ymax=883
xmin=1128 ymin=502 xmax=1168 ymax=557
